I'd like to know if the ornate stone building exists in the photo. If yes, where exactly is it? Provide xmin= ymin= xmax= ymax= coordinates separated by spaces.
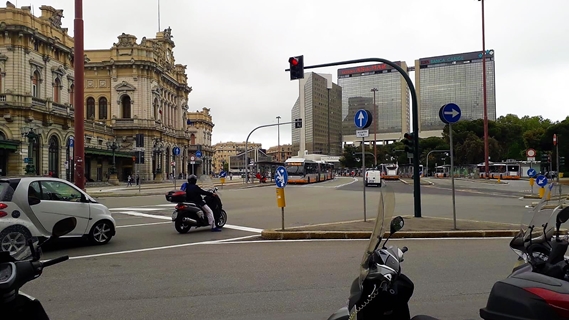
xmin=0 ymin=4 xmax=75 ymax=178
xmin=83 ymin=27 xmax=199 ymax=181
xmin=212 ymin=141 xmax=261 ymax=174
xmin=266 ymin=144 xmax=293 ymax=162
xmin=184 ymin=107 xmax=214 ymax=176
xmin=0 ymin=3 xmax=208 ymax=182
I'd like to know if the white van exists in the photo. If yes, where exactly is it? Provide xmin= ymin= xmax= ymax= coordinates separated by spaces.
xmin=365 ymin=170 xmax=382 ymax=187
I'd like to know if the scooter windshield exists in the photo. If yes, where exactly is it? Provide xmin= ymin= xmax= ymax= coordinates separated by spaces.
xmin=510 ymin=182 xmax=558 ymax=257
xmin=359 ymin=184 xmax=395 ymax=287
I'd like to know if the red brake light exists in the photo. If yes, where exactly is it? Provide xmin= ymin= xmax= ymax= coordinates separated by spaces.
xmin=0 ymin=203 xmax=7 ymax=218
xmin=175 ymin=204 xmax=186 ymax=210
xmin=525 ymin=287 xmax=569 ymax=318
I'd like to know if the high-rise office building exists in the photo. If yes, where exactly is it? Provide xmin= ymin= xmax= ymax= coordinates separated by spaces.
xmin=291 ymin=72 xmax=342 ymax=156
xmin=414 ymin=50 xmax=496 ymax=137
xmin=338 ymin=62 xmax=410 ymax=144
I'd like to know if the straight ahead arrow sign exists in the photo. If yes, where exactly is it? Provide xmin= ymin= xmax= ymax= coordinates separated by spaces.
xmin=358 ymin=112 xmax=365 ymax=127
xmin=444 ymin=109 xmax=460 ymax=118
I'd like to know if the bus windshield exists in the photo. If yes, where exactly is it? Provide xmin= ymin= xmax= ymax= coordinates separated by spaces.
xmin=286 ymin=165 xmax=304 ymax=174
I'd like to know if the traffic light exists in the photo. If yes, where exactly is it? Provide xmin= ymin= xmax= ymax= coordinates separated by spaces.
xmin=541 ymin=152 xmax=549 ymax=163
xmin=288 ymin=55 xmax=304 ymax=80
xmin=294 ymin=118 xmax=302 ymax=128
xmin=134 ymin=151 xmax=145 ymax=164
xmin=402 ymin=133 xmax=415 ymax=153
xmin=560 ymin=156 xmax=566 ymax=167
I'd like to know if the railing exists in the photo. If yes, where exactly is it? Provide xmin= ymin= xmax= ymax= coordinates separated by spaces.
xmin=31 ymin=97 xmax=46 ymax=107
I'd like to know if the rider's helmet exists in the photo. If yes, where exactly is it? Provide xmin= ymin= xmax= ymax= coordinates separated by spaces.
xmin=187 ymin=175 xmax=198 ymax=185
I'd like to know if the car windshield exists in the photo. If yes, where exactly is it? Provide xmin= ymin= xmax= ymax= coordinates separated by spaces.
xmin=359 ymin=184 xmax=395 ymax=287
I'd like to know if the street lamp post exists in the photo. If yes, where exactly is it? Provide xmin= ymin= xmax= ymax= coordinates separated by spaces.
xmin=479 ymin=0 xmax=490 ymax=179
xmin=152 ymin=139 xmax=165 ymax=180
xmin=73 ymin=0 xmax=85 ymax=189
xmin=371 ymin=88 xmax=378 ymax=166
xmin=276 ymin=116 xmax=281 ymax=162
xmin=21 ymin=127 xmax=41 ymax=175
xmin=106 ymin=139 xmax=121 ymax=185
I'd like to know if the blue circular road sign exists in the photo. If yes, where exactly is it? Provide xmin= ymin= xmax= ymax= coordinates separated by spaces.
xmin=275 ymin=166 xmax=288 ymax=188
xmin=219 ymin=171 xmax=227 ymax=178
xmin=173 ymin=147 xmax=181 ymax=156
xmin=354 ymin=109 xmax=373 ymax=129
xmin=195 ymin=151 xmax=202 ymax=158
xmin=439 ymin=103 xmax=462 ymax=124
xmin=536 ymin=175 xmax=548 ymax=187
xmin=527 ymin=168 xmax=537 ymax=178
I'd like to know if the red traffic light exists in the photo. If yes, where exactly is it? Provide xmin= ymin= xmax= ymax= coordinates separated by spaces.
xmin=404 ymin=133 xmax=413 ymax=140
xmin=289 ymin=57 xmax=299 ymax=66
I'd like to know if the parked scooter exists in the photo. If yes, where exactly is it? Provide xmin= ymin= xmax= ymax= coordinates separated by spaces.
xmin=328 ymin=183 xmax=569 ymax=320
xmin=0 ymin=217 xmax=77 ymax=319
xmin=165 ymin=187 xmax=227 ymax=233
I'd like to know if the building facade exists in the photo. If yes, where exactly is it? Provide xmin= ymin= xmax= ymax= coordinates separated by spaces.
xmin=212 ymin=141 xmax=261 ymax=174
xmin=338 ymin=62 xmax=411 ymax=144
xmin=414 ymin=50 xmax=497 ymax=137
xmin=266 ymin=144 xmax=292 ymax=163
xmin=0 ymin=4 xmax=207 ymax=182
xmin=0 ymin=4 xmax=76 ymax=178
xmin=291 ymin=72 xmax=342 ymax=156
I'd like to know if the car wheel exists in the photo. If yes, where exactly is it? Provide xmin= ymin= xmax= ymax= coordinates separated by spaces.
xmin=0 ymin=227 xmax=31 ymax=257
xmin=175 ymin=220 xmax=191 ymax=234
xmin=89 ymin=220 xmax=114 ymax=245
xmin=217 ymin=210 xmax=227 ymax=228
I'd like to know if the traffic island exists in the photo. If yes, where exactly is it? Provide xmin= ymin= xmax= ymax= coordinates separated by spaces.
xmin=261 ymin=216 xmax=521 ymax=240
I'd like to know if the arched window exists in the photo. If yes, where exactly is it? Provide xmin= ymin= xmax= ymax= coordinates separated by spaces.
xmin=121 ymin=95 xmax=131 ymax=119
xmin=48 ymin=135 xmax=60 ymax=178
xmin=0 ymin=131 xmax=5 ymax=140
xmin=190 ymin=134 xmax=196 ymax=145
xmin=69 ymin=84 xmax=74 ymax=107
xmin=98 ymin=97 xmax=108 ymax=119
xmin=53 ymin=78 xmax=61 ymax=103
xmin=32 ymin=71 xmax=40 ymax=98
xmin=86 ymin=97 xmax=95 ymax=120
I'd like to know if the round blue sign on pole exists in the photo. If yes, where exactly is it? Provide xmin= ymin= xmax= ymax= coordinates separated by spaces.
xmin=527 ymin=168 xmax=537 ymax=178
xmin=173 ymin=147 xmax=180 ymax=156
xmin=275 ymin=166 xmax=288 ymax=188
xmin=219 ymin=171 xmax=227 ymax=178
xmin=195 ymin=151 xmax=202 ymax=158
xmin=354 ymin=109 xmax=372 ymax=129
xmin=536 ymin=175 xmax=548 ymax=187
xmin=439 ymin=103 xmax=462 ymax=124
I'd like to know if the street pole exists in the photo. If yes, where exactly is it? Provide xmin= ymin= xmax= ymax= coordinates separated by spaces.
xmin=556 ymin=135 xmax=561 ymax=203
xmin=450 ymin=125 xmax=457 ymax=230
xmin=362 ymin=137 xmax=367 ymax=222
xmin=371 ymin=88 xmax=378 ymax=166
xmin=425 ymin=149 xmax=450 ymax=177
xmin=276 ymin=116 xmax=281 ymax=162
xmin=327 ymin=88 xmax=331 ymax=156
xmin=73 ymin=0 xmax=85 ymax=189
xmin=481 ymin=0 xmax=490 ymax=179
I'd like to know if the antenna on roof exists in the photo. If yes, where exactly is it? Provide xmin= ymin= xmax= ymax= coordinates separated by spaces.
xmin=158 ymin=0 xmax=161 ymax=31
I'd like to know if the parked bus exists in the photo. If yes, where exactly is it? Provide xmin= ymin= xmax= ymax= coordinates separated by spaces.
xmin=379 ymin=163 xmax=400 ymax=180
xmin=434 ymin=165 xmax=451 ymax=178
xmin=284 ymin=157 xmax=334 ymax=184
xmin=477 ymin=162 xmax=521 ymax=180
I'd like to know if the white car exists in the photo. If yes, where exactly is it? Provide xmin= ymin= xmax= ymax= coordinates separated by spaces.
xmin=365 ymin=170 xmax=382 ymax=187
xmin=0 ymin=177 xmax=116 ymax=257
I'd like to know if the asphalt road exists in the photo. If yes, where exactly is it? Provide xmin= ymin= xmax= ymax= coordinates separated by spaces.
xmin=26 ymin=238 xmax=515 ymax=320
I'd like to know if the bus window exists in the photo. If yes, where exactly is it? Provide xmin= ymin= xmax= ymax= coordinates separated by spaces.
xmin=507 ymin=165 xmax=519 ymax=172
xmin=286 ymin=165 xmax=304 ymax=174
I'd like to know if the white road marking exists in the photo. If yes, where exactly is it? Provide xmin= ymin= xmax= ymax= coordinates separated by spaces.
xmin=116 ymin=222 xmax=171 ymax=228
xmin=69 ymin=235 xmax=259 ymax=260
xmin=116 ymin=211 xmax=264 ymax=233
xmin=213 ymin=237 xmax=513 ymax=244
xmin=109 ymin=208 xmax=163 ymax=211
xmin=335 ymin=178 xmax=358 ymax=188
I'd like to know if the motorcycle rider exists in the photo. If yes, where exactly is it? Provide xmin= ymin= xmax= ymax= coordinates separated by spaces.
xmin=185 ymin=174 xmax=221 ymax=232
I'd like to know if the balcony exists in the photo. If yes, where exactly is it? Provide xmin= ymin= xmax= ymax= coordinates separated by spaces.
xmin=32 ymin=97 xmax=46 ymax=108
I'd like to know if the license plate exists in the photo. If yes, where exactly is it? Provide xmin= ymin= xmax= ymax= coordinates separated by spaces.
xmin=172 ymin=211 xmax=178 ymax=221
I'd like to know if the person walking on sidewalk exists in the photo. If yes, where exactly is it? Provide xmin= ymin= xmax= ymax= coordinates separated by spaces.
xmin=127 ymin=175 xmax=132 ymax=187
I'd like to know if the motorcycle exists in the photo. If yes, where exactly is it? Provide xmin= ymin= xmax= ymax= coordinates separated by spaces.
xmin=165 ymin=187 xmax=227 ymax=234
xmin=0 ymin=217 xmax=77 ymax=319
xmin=328 ymin=182 xmax=569 ymax=320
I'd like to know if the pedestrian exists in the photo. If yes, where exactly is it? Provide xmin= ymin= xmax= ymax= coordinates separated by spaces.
xmin=136 ymin=174 xmax=140 ymax=185
xmin=127 ymin=175 xmax=132 ymax=187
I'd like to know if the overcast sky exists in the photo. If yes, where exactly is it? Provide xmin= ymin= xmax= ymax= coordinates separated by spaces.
xmin=20 ymin=0 xmax=569 ymax=149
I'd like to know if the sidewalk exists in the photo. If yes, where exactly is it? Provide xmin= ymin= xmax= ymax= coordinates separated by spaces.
xmin=261 ymin=215 xmax=521 ymax=240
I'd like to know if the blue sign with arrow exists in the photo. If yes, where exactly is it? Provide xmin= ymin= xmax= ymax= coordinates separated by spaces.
xmin=275 ymin=166 xmax=288 ymax=188
xmin=219 ymin=170 xmax=227 ymax=178
xmin=527 ymin=168 xmax=537 ymax=178
xmin=173 ymin=147 xmax=180 ymax=156
xmin=536 ymin=175 xmax=548 ymax=187
xmin=439 ymin=103 xmax=462 ymax=124
xmin=354 ymin=109 xmax=372 ymax=129
xmin=195 ymin=151 xmax=202 ymax=158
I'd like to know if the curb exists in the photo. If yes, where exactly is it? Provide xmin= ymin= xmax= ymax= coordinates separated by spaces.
xmin=260 ymin=229 xmax=520 ymax=240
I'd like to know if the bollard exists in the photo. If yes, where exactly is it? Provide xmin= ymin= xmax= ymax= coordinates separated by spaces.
xmin=539 ymin=187 xmax=545 ymax=198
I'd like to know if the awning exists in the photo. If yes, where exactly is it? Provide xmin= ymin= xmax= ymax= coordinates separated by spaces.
xmin=0 ymin=140 xmax=20 ymax=151
xmin=85 ymin=147 xmax=133 ymax=158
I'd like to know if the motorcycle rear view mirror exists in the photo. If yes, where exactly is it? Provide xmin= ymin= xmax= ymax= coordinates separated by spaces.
xmin=382 ymin=216 xmax=405 ymax=248
xmin=555 ymin=207 xmax=569 ymax=240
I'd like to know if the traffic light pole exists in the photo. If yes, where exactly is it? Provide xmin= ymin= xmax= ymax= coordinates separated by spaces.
xmin=244 ymin=121 xmax=298 ymax=184
xmin=557 ymin=136 xmax=561 ymax=203
xmin=288 ymin=58 xmax=422 ymax=217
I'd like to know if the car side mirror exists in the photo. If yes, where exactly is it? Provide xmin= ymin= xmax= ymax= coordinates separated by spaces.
xmin=390 ymin=216 xmax=405 ymax=235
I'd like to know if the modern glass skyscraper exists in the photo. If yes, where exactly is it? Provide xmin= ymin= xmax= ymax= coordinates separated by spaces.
xmin=414 ymin=50 xmax=496 ymax=135
xmin=291 ymin=72 xmax=342 ymax=156
xmin=338 ymin=62 xmax=410 ymax=144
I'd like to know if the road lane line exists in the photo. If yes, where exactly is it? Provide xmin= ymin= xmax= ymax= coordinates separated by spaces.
xmin=69 ymin=235 xmax=259 ymax=260
xmin=116 ymin=222 xmax=171 ymax=228
xmin=117 ymin=211 xmax=263 ymax=233
xmin=335 ymin=178 xmax=358 ymax=188
xmin=215 ymin=237 xmax=513 ymax=244
xmin=109 ymin=208 xmax=163 ymax=211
